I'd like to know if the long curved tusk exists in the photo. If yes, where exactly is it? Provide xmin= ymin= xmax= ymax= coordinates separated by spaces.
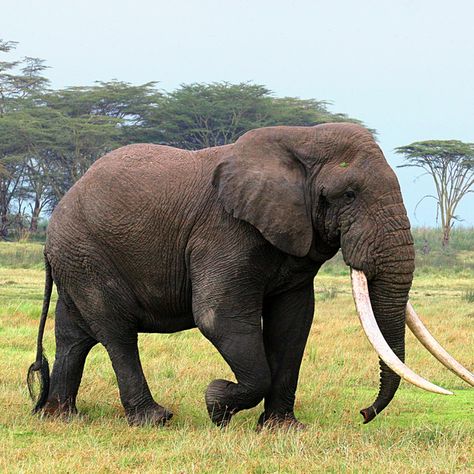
xmin=351 ymin=269 xmax=453 ymax=395
xmin=406 ymin=302 xmax=474 ymax=386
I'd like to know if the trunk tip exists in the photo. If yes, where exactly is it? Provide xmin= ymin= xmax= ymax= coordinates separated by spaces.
xmin=360 ymin=406 xmax=377 ymax=424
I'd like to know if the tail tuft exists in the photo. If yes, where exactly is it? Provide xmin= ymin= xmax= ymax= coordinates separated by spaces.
xmin=27 ymin=354 xmax=50 ymax=413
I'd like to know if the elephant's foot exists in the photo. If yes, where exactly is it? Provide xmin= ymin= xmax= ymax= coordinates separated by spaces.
xmin=42 ymin=396 xmax=78 ymax=419
xmin=256 ymin=412 xmax=306 ymax=432
xmin=205 ymin=379 xmax=239 ymax=427
xmin=126 ymin=403 xmax=173 ymax=427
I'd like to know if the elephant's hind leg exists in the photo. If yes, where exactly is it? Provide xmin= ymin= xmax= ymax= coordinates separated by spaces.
xmin=104 ymin=338 xmax=173 ymax=427
xmin=44 ymin=295 xmax=97 ymax=417
xmin=58 ymin=259 xmax=173 ymax=427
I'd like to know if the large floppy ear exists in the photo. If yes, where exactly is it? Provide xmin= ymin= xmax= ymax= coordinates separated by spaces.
xmin=212 ymin=127 xmax=313 ymax=257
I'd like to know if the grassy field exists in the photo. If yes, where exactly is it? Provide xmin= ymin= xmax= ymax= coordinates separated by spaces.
xmin=1 ymin=230 xmax=473 ymax=473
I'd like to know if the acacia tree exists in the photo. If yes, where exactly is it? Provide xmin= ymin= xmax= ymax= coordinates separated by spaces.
xmin=150 ymin=82 xmax=362 ymax=150
xmin=396 ymin=140 xmax=474 ymax=246
xmin=42 ymin=81 xmax=162 ymax=144
xmin=0 ymin=39 xmax=49 ymax=238
xmin=1 ymin=73 xmax=163 ymax=239
xmin=150 ymin=82 xmax=272 ymax=149
xmin=39 ymin=82 xmax=161 ymax=201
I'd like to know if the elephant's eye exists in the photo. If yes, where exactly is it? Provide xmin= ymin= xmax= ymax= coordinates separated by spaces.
xmin=343 ymin=190 xmax=356 ymax=203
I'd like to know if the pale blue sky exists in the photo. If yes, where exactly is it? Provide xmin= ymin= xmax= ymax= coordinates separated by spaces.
xmin=2 ymin=0 xmax=474 ymax=226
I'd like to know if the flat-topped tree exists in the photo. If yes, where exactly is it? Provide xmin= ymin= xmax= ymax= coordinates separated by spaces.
xmin=149 ymin=82 xmax=363 ymax=150
xmin=396 ymin=140 xmax=474 ymax=246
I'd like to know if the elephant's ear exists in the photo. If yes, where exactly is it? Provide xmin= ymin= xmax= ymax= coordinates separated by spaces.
xmin=212 ymin=128 xmax=313 ymax=257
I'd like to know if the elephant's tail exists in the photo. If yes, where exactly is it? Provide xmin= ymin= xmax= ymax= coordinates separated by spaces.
xmin=27 ymin=255 xmax=52 ymax=412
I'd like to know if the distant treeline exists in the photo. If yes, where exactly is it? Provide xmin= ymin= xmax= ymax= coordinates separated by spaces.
xmin=0 ymin=39 xmax=364 ymax=239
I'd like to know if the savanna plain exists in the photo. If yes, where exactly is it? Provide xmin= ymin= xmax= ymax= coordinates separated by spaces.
xmin=1 ymin=229 xmax=473 ymax=473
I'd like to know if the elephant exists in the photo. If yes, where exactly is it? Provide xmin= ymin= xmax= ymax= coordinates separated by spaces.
xmin=27 ymin=123 xmax=474 ymax=429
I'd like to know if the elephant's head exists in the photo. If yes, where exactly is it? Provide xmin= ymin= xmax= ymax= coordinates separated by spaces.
xmin=213 ymin=123 xmax=474 ymax=422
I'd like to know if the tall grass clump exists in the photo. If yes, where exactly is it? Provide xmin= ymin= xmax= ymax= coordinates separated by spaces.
xmin=0 ymin=242 xmax=45 ymax=269
xmin=316 ymin=286 xmax=338 ymax=301
xmin=411 ymin=227 xmax=474 ymax=277
xmin=462 ymin=289 xmax=474 ymax=303
xmin=413 ymin=226 xmax=474 ymax=253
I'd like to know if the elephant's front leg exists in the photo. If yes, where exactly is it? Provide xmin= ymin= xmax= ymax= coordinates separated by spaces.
xmin=260 ymin=281 xmax=315 ymax=430
xmin=192 ymin=270 xmax=271 ymax=427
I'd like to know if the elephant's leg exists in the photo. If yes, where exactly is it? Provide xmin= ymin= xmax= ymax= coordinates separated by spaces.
xmin=44 ymin=296 xmax=97 ymax=417
xmin=190 ymin=250 xmax=276 ymax=427
xmin=57 ymin=261 xmax=173 ymax=427
xmin=198 ymin=317 xmax=271 ymax=427
xmin=259 ymin=281 xmax=315 ymax=430
xmin=192 ymin=286 xmax=271 ymax=426
xmin=104 ymin=338 xmax=173 ymax=427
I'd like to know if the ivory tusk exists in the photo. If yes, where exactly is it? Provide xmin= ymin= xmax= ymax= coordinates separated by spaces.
xmin=351 ymin=269 xmax=453 ymax=395
xmin=406 ymin=302 xmax=474 ymax=386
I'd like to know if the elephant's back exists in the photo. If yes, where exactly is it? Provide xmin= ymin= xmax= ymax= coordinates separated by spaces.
xmin=82 ymin=143 xmax=199 ymax=209
xmin=55 ymin=143 xmax=205 ymax=237
xmin=46 ymin=143 xmax=212 ymax=280
xmin=89 ymin=142 xmax=195 ymax=178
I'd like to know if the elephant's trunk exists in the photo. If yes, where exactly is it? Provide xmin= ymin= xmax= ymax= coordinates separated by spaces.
xmin=368 ymin=276 xmax=409 ymax=420
xmin=351 ymin=270 xmax=453 ymax=423
xmin=365 ymin=222 xmax=417 ymax=421
xmin=349 ymin=218 xmax=450 ymax=423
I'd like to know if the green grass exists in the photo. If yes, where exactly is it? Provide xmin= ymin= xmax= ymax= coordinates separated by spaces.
xmin=0 ymin=242 xmax=45 ymax=269
xmin=462 ymin=290 xmax=474 ymax=303
xmin=1 ymin=236 xmax=474 ymax=472
xmin=414 ymin=227 xmax=474 ymax=252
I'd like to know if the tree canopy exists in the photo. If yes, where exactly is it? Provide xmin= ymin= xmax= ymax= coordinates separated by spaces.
xmin=147 ymin=82 xmax=360 ymax=149
xmin=396 ymin=140 xmax=474 ymax=246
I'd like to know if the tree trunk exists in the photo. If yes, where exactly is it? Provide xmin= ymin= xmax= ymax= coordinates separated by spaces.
xmin=0 ymin=192 xmax=9 ymax=239
xmin=0 ymin=213 xmax=8 ymax=240
xmin=29 ymin=197 xmax=41 ymax=234
xmin=442 ymin=224 xmax=451 ymax=247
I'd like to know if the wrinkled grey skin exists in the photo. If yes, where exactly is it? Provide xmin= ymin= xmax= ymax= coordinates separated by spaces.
xmin=29 ymin=123 xmax=414 ymax=428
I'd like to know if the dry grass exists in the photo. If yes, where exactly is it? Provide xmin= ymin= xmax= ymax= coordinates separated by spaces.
xmin=0 ymin=246 xmax=474 ymax=472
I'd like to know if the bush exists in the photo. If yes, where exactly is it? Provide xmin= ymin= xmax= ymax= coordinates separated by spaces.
xmin=462 ymin=290 xmax=474 ymax=303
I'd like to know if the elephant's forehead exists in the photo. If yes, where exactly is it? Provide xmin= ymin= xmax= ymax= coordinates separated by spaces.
xmin=331 ymin=153 xmax=399 ymax=187
xmin=353 ymin=154 xmax=399 ymax=183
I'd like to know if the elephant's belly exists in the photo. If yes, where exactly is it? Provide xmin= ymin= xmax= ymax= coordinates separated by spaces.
xmin=131 ymin=268 xmax=195 ymax=333
xmin=137 ymin=310 xmax=196 ymax=334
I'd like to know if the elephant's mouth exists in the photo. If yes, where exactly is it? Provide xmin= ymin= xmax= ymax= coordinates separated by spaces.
xmin=350 ymin=269 xmax=474 ymax=422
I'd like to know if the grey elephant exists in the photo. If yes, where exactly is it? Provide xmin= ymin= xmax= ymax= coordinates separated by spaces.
xmin=28 ymin=123 xmax=473 ymax=429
